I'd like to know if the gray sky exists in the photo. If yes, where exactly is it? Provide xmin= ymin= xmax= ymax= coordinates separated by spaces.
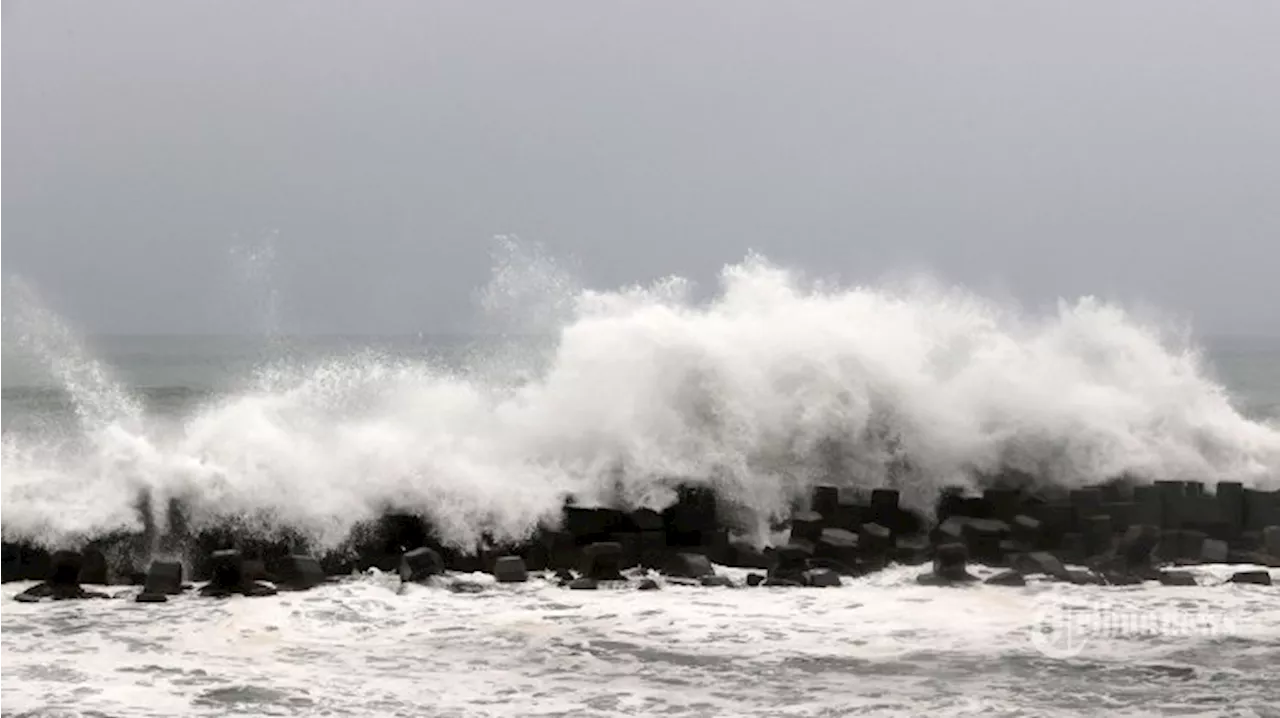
xmin=4 ymin=1 xmax=1279 ymax=335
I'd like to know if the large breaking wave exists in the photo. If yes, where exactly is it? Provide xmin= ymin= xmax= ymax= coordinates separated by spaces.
xmin=4 ymin=243 xmax=1278 ymax=550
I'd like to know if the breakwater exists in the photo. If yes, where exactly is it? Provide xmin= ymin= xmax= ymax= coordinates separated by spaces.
xmin=6 ymin=478 xmax=1277 ymax=600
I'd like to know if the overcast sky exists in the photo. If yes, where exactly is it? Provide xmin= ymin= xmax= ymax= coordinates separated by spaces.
xmin=3 ymin=1 xmax=1278 ymax=335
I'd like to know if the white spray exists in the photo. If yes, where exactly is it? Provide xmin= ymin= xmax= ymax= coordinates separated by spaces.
xmin=3 ymin=247 xmax=1278 ymax=550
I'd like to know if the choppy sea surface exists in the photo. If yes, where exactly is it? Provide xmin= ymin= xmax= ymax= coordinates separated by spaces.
xmin=3 ymin=565 xmax=1279 ymax=718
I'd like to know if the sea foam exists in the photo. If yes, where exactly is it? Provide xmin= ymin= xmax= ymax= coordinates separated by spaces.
xmin=3 ymin=247 xmax=1278 ymax=550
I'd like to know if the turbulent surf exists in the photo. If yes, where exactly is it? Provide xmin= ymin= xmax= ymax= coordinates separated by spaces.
xmin=4 ymin=244 xmax=1279 ymax=551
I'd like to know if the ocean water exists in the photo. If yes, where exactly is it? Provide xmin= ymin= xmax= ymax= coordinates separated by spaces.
xmin=3 ymin=566 xmax=1279 ymax=717
xmin=3 ymin=252 xmax=1280 ymax=716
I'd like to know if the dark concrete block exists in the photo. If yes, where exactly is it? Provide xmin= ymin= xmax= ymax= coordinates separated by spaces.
xmin=502 ymin=540 xmax=542 ymax=575
xmin=983 ymin=489 xmax=1021 ymax=522
xmin=1011 ymin=551 xmax=1069 ymax=580
xmin=1055 ymin=532 xmax=1086 ymax=564
xmin=607 ymin=531 xmax=639 ymax=569
xmin=1100 ymin=502 xmax=1135 ymax=533
xmin=1066 ymin=570 xmax=1104 ymax=585
xmin=893 ymin=536 xmax=931 ymax=565
xmin=1226 ymin=548 xmax=1274 ymax=566
xmin=746 ymin=573 xmax=766 ymax=587
xmin=934 ymin=516 xmax=968 ymax=545
xmin=493 ymin=556 xmax=529 ymax=583
xmin=870 ymin=488 xmax=899 ymax=512
xmin=816 ymin=528 xmax=859 ymax=564
xmin=14 ymin=550 xmax=112 ymax=601
xmin=858 ymin=523 xmax=892 ymax=556
xmin=667 ymin=552 xmax=714 ymax=579
xmin=1216 ymin=482 xmax=1245 ymax=536
xmin=935 ymin=486 xmax=967 ymax=521
xmin=726 ymin=538 xmax=770 ymax=569
xmin=663 ymin=486 xmax=719 ymax=544
xmin=1156 ymin=480 xmax=1186 ymax=528
xmin=818 ymin=527 xmax=859 ymax=547
xmin=141 ymin=560 xmax=184 ymax=596
xmin=919 ymin=542 xmax=976 ymax=584
xmin=581 ymin=542 xmax=625 ymax=580
xmin=762 ymin=577 xmax=804 ymax=587
xmin=565 ymin=507 xmax=629 ymax=543
xmin=1012 ymin=515 xmax=1043 ymax=546
xmin=1070 ymin=488 xmax=1104 ymax=523
xmin=1180 ymin=530 xmax=1208 ymax=561
xmin=77 ymin=547 xmax=110 ymax=585
xmin=1245 ymin=490 xmax=1279 ymax=532
xmin=1183 ymin=495 xmax=1223 ymax=527
xmin=273 ymin=555 xmax=324 ymax=590
xmin=629 ymin=508 xmax=664 ymax=532
xmin=1227 ymin=570 xmax=1272 ymax=586
xmin=541 ymin=530 xmax=579 ymax=571
xmin=773 ymin=540 xmax=815 ymax=578
xmin=2 ymin=542 xmax=51 ymax=583
xmin=1196 ymin=519 xmax=1233 ymax=543
xmin=399 ymin=547 xmax=445 ymax=583
xmin=1081 ymin=515 xmax=1113 ymax=558
xmin=1118 ymin=525 xmax=1161 ymax=568
xmin=638 ymin=530 xmax=668 ymax=569
xmin=962 ymin=519 xmax=1010 ymax=564
xmin=1102 ymin=572 xmax=1145 ymax=586
xmin=16 ymin=582 xmax=109 ymax=601
xmin=860 ymin=519 xmax=890 ymax=565
xmin=999 ymin=540 xmax=1030 ymax=560
xmin=49 ymin=549 xmax=83 ymax=585
xmin=889 ymin=507 xmax=926 ymax=537
xmin=802 ymin=568 xmax=842 ymax=587
xmin=830 ymin=502 xmax=866 ymax=531
xmin=568 ymin=577 xmax=598 ymax=590
xmin=1158 ymin=570 xmax=1198 ymax=586
xmin=812 ymin=485 xmax=840 ymax=519
xmin=958 ymin=496 xmax=994 ymax=519
xmin=208 ymin=549 xmax=244 ymax=589
xmin=242 ymin=559 xmax=271 ymax=583
xmin=198 ymin=548 xmax=277 ymax=597
xmin=1133 ymin=486 xmax=1163 ymax=528
xmin=1264 ymin=526 xmax=1280 ymax=558
xmin=775 ymin=539 xmax=815 ymax=564
xmin=1096 ymin=481 xmax=1131 ymax=502
xmin=1157 ymin=529 xmax=1183 ymax=561
xmin=637 ymin=578 xmax=661 ymax=591
xmin=362 ymin=513 xmax=436 ymax=570
xmin=789 ymin=511 xmax=825 ymax=543
xmin=1029 ymin=503 xmax=1075 ymax=544
xmin=700 ymin=574 xmax=735 ymax=587
xmin=916 ymin=573 xmax=975 ymax=586
xmin=985 ymin=570 xmax=1026 ymax=586
xmin=1200 ymin=538 xmax=1229 ymax=564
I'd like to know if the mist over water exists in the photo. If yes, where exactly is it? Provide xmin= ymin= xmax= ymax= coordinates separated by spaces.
xmin=3 ymin=244 xmax=1279 ymax=551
